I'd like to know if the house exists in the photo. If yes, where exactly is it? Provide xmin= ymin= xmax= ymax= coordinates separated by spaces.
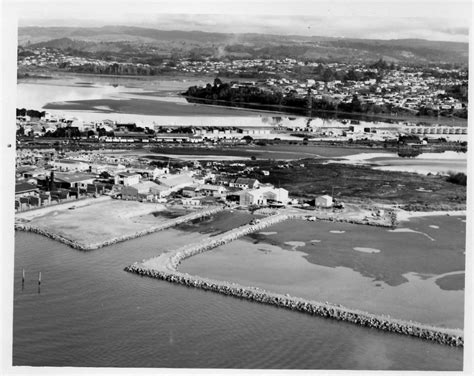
xmin=182 ymin=197 xmax=202 ymax=206
xmin=233 ymin=178 xmax=260 ymax=190
xmin=315 ymin=195 xmax=333 ymax=208
xmin=135 ymin=167 xmax=169 ymax=180
xmin=182 ymin=186 xmax=199 ymax=197
xmin=216 ymin=176 xmax=235 ymax=186
xmin=15 ymin=182 xmax=41 ymax=211
xmin=239 ymin=187 xmax=288 ymax=206
xmin=54 ymin=172 xmax=97 ymax=190
xmin=120 ymin=181 xmax=164 ymax=201
xmin=90 ymin=163 xmax=126 ymax=175
xmin=15 ymin=182 xmax=39 ymax=198
xmin=200 ymin=184 xmax=227 ymax=197
xmin=157 ymin=173 xmax=195 ymax=193
xmin=114 ymin=172 xmax=141 ymax=186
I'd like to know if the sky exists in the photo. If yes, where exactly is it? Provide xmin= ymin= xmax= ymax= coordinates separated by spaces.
xmin=4 ymin=0 xmax=473 ymax=42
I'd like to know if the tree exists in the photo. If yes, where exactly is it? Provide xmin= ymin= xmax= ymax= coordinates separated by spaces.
xmin=350 ymin=94 xmax=362 ymax=112
xmin=99 ymin=171 xmax=111 ymax=179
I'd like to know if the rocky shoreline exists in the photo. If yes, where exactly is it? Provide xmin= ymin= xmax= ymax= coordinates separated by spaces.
xmin=15 ymin=206 xmax=225 ymax=250
xmin=125 ymin=264 xmax=463 ymax=347
xmin=124 ymin=212 xmax=463 ymax=347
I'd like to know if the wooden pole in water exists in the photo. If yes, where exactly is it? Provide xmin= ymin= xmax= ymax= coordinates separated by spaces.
xmin=38 ymin=272 xmax=41 ymax=285
xmin=22 ymin=269 xmax=25 ymax=283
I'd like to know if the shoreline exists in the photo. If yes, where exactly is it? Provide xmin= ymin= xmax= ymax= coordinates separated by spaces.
xmin=124 ymin=213 xmax=463 ymax=347
xmin=15 ymin=205 xmax=225 ymax=250
xmin=396 ymin=210 xmax=466 ymax=223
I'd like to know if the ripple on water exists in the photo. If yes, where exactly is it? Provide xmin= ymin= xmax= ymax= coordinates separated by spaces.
xmin=387 ymin=228 xmax=435 ymax=241
xmin=353 ymin=247 xmax=381 ymax=254
xmin=284 ymin=241 xmax=306 ymax=250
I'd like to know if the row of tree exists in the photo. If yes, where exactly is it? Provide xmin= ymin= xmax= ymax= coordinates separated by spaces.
xmin=184 ymin=79 xmax=398 ymax=116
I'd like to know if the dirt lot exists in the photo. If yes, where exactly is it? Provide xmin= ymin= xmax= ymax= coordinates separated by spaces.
xmin=21 ymin=200 xmax=170 ymax=246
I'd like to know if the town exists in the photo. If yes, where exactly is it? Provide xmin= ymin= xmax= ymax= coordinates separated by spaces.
xmin=18 ymin=46 xmax=468 ymax=118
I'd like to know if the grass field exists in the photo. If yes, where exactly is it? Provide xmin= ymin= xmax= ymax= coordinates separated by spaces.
xmin=238 ymin=159 xmax=466 ymax=208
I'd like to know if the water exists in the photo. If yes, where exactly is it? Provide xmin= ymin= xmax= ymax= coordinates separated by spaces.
xmin=17 ymin=78 xmax=398 ymax=129
xmin=329 ymin=151 xmax=467 ymax=175
xmin=181 ymin=216 xmax=465 ymax=329
xmin=13 ymin=229 xmax=463 ymax=369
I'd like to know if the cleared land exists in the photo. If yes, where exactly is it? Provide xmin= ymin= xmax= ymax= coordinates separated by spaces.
xmin=15 ymin=200 xmax=195 ymax=248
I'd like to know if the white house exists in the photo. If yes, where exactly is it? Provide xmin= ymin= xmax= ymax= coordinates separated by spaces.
xmin=114 ymin=172 xmax=141 ymax=186
xmin=315 ymin=195 xmax=333 ymax=208
xmin=239 ymin=187 xmax=289 ymax=206
xmin=199 ymin=184 xmax=227 ymax=197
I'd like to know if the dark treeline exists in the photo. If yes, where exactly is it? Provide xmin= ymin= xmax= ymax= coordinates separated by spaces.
xmin=183 ymin=78 xmax=397 ymax=116
xmin=446 ymin=172 xmax=467 ymax=186
xmin=17 ymin=108 xmax=46 ymax=118
xmin=58 ymin=62 xmax=172 ymax=76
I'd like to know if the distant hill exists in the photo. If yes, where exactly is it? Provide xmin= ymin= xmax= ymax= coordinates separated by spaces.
xmin=18 ymin=25 xmax=469 ymax=65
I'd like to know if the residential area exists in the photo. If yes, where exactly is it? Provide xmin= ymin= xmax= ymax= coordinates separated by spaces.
xmin=15 ymin=148 xmax=326 ymax=213
xmin=18 ymin=46 xmax=468 ymax=117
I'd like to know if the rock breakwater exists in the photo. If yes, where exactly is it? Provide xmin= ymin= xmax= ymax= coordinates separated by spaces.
xmin=124 ymin=213 xmax=463 ymax=347
xmin=125 ymin=264 xmax=463 ymax=347
xmin=15 ymin=206 xmax=225 ymax=251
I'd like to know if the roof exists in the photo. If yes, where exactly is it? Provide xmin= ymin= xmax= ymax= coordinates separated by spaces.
xmin=16 ymin=166 xmax=36 ymax=174
xmin=317 ymin=195 xmax=333 ymax=200
xmin=130 ymin=181 xmax=161 ymax=194
xmin=117 ymin=172 xmax=141 ymax=177
xmin=54 ymin=172 xmax=96 ymax=184
xmin=235 ymin=177 xmax=259 ymax=185
xmin=54 ymin=159 xmax=87 ymax=165
xmin=201 ymin=184 xmax=225 ymax=191
xmin=15 ymin=182 xmax=38 ymax=194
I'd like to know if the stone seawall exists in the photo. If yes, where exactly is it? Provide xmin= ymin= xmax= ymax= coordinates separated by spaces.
xmin=15 ymin=206 xmax=225 ymax=251
xmin=125 ymin=212 xmax=463 ymax=347
xmin=125 ymin=265 xmax=463 ymax=347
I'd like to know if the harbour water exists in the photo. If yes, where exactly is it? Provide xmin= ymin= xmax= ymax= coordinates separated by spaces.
xmin=13 ymin=222 xmax=464 ymax=370
xmin=181 ymin=216 xmax=466 ymax=329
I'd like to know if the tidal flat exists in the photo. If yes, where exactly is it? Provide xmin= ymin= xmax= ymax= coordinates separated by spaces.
xmin=180 ymin=215 xmax=465 ymax=329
